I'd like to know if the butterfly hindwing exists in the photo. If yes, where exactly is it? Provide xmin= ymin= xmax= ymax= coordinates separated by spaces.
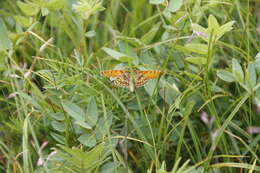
xmin=135 ymin=71 xmax=149 ymax=88
xmin=113 ymin=72 xmax=130 ymax=88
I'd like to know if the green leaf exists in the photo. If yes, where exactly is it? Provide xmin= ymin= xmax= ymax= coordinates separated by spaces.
xmin=185 ymin=57 xmax=207 ymax=65
xmin=46 ymin=0 xmax=64 ymax=11
xmin=191 ymin=23 xmax=207 ymax=34
xmin=95 ymin=114 xmax=113 ymax=139
xmin=14 ymin=16 xmax=33 ymax=27
xmin=50 ymin=132 xmax=65 ymax=144
xmin=217 ymin=20 xmax=235 ymax=40
xmin=145 ymin=80 xmax=159 ymax=96
xmin=245 ymin=63 xmax=256 ymax=89
xmin=208 ymin=15 xmax=219 ymax=33
xmin=256 ymin=52 xmax=260 ymax=59
xmin=78 ymin=133 xmax=97 ymax=147
xmin=17 ymin=1 xmax=39 ymax=16
xmin=102 ymin=47 xmax=132 ymax=62
xmin=216 ymin=70 xmax=235 ymax=82
xmin=51 ymin=120 xmax=65 ymax=132
xmin=49 ymin=112 xmax=65 ymax=121
xmin=0 ymin=19 xmax=11 ymax=51
xmin=157 ymin=169 xmax=168 ymax=173
xmin=140 ymin=23 xmax=161 ymax=44
xmin=58 ymin=143 xmax=106 ymax=171
xmin=159 ymin=80 xmax=180 ymax=104
xmin=41 ymin=7 xmax=49 ymax=16
xmin=149 ymin=0 xmax=165 ymax=4
xmin=62 ymin=101 xmax=85 ymax=121
xmin=181 ymin=100 xmax=195 ymax=117
xmin=85 ymin=30 xmax=96 ymax=38
xmin=127 ymin=100 xmax=141 ymax=110
xmin=86 ymin=97 xmax=98 ymax=126
xmin=185 ymin=43 xmax=208 ymax=55
xmin=166 ymin=0 xmax=183 ymax=12
xmin=17 ymin=92 xmax=41 ymax=109
xmin=232 ymin=58 xmax=244 ymax=83
xmin=117 ymin=36 xmax=145 ymax=47
xmin=191 ymin=23 xmax=208 ymax=41
xmin=75 ymin=121 xmax=92 ymax=129
xmin=185 ymin=166 xmax=205 ymax=173
xmin=255 ymin=52 xmax=260 ymax=75
xmin=101 ymin=162 xmax=120 ymax=173
xmin=255 ymin=88 xmax=260 ymax=107
xmin=184 ymin=71 xmax=202 ymax=80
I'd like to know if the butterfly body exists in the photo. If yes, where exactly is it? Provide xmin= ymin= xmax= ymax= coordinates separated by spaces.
xmin=101 ymin=70 xmax=161 ymax=92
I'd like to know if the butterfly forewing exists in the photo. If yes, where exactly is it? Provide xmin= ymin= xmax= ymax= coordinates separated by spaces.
xmin=101 ymin=70 xmax=127 ymax=77
xmin=139 ymin=70 xmax=161 ymax=79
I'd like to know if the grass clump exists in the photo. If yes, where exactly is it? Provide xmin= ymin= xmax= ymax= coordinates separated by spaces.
xmin=0 ymin=0 xmax=259 ymax=172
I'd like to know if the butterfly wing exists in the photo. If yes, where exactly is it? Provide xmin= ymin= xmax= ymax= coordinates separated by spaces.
xmin=101 ymin=70 xmax=128 ymax=77
xmin=138 ymin=70 xmax=161 ymax=79
xmin=134 ymin=71 xmax=149 ymax=88
xmin=113 ymin=72 xmax=130 ymax=89
xmin=134 ymin=70 xmax=161 ymax=88
xmin=101 ymin=70 xmax=131 ymax=89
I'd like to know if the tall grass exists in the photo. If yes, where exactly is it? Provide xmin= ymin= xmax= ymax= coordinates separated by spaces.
xmin=0 ymin=0 xmax=259 ymax=172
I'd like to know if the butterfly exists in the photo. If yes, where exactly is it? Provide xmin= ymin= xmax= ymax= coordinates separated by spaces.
xmin=101 ymin=70 xmax=161 ymax=92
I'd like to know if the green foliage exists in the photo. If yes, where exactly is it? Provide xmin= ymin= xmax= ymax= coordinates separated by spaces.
xmin=0 ymin=0 xmax=259 ymax=172
xmin=49 ymin=143 xmax=108 ymax=172
xmin=0 ymin=19 xmax=12 ymax=51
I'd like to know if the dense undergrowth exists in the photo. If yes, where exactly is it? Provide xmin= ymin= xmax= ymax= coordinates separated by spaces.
xmin=0 ymin=0 xmax=259 ymax=172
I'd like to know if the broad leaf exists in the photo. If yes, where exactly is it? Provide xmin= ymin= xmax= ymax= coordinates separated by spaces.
xmin=217 ymin=70 xmax=235 ymax=82
xmin=50 ymin=132 xmax=65 ymax=144
xmin=95 ymin=113 xmax=113 ymax=139
xmin=62 ymin=101 xmax=85 ymax=121
xmin=186 ymin=57 xmax=207 ymax=65
xmin=166 ymin=0 xmax=183 ymax=12
xmin=255 ymin=52 xmax=260 ymax=75
xmin=17 ymin=92 xmax=41 ymax=109
xmin=49 ymin=112 xmax=65 ymax=121
xmin=141 ymin=23 xmax=161 ymax=44
xmin=232 ymin=58 xmax=244 ymax=83
xmin=159 ymin=80 xmax=180 ymax=104
xmin=145 ymin=80 xmax=159 ymax=96
xmin=0 ymin=19 xmax=11 ymax=51
xmin=78 ymin=133 xmax=97 ymax=147
xmin=149 ymin=0 xmax=165 ymax=4
xmin=217 ymin=20 xmax=235 ymax=40
xmin=85 ymin=30 xmax=96 ymax=38
xmin=185 ymin=43 xmax=208 ymax=55
xmin=245 ymin=63 xmax=256 ymax=89
xmin=101 ymin=162 xmax=120 ymax=173
xmin=57 ymin=143 xmax=106 ymax=172
xmin=208 ymin=15 xmax=219 ymax=36
xmin=102 ymin=47 xmax=132 ymax=62
xmin=102 ymin=47 xmax=126 ymax=59
xmin=86 ymin=97 xmax=98 ymax=126
xmin=75 ymin=121 xmax=92 ymax=129
xmin=17 ymin=1 xmax=39 ymax=16
xmin=51 ymin=120 xmax=65 ymax=132
xmin=46 ymin=0 xmax=64 ymax=11
xmin=14 ymin=16 xmax=33 ymax=27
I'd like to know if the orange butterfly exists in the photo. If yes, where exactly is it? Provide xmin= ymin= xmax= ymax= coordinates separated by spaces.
xmin=101 ymin=70 xmax=161 ymax=92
